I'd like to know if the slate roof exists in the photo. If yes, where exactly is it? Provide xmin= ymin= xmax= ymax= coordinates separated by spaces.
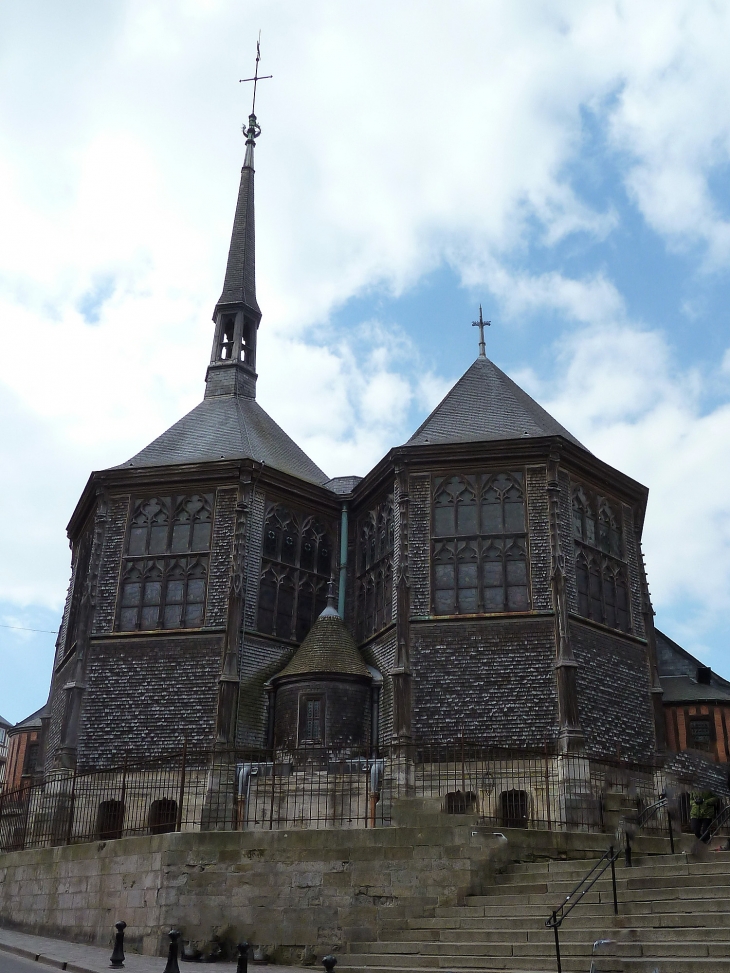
xmin=406 ymin=355 xmax=583 ymax=448
xmin=117 ymin=394 xmax=328 ymax=485
xmin=216 ymin=149 xmax=259 ymax=315
xmin=274 ymin=608 xmax=371 ymax=681
xmin=0 ymin=714 xmax=11 ymax=731
xmin=660 ymin=676 xmax=730 ymax=704
xmin=324 ymin=476 xmax=363 ymax=495
xmin=12 ymin=704 xmax=48 ymax=730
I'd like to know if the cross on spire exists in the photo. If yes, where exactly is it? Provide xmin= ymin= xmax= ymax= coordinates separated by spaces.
xmin=239 ymin=34 xmax=272 ymax=117
xmin=472 ymin=305 xmax=491 ymax=358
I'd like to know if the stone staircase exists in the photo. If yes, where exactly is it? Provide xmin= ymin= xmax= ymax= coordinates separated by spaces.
xmin=338 ymin=849 xmax=730 ymax=973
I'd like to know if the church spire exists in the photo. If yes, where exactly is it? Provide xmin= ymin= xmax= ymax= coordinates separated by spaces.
xmin=206 ymin=41 xmax=271 ymax=400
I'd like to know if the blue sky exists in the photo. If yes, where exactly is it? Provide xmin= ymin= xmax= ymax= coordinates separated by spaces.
xmin=2 ymin=1 xmax=730 ymax=723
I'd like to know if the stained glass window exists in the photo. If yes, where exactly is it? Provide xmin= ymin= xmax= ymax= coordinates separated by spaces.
xmin=432 ymin=473 xmax=529 ymax=615
xmin=257 ymin=503 xmax=333 ymax=642
xmin=572 ymin=486 xmax=630 ymax=632
xmin=117 ymin=494 xmax=213 ymax=632
xmin=356 ymin=496 xmax=394 ymax=641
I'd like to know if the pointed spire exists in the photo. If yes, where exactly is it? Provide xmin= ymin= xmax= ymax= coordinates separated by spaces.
xmin=206 ymin=43 xmax=270 ymax=400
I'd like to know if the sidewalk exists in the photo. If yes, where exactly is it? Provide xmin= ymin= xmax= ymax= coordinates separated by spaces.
xmin=0 ymin=927 xmax=311 ymax=973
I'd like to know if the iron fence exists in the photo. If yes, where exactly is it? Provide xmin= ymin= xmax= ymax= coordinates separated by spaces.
xmin=0 ymin=740 xmax=712 ymax=852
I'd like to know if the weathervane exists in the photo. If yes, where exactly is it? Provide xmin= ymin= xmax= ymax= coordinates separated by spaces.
xmin=472 ymin=305 xmax=490 ymax=358
xmin=239 ymin=33 xmax=272 ymax=144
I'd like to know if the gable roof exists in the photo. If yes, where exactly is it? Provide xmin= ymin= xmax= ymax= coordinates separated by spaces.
xmin=406 ymin=356 xmax=583 ymax=448
xmin=116 ymin=394 xmax=328 ymax=485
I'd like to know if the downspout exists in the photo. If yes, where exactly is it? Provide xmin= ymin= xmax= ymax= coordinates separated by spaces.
xmin=338 ymin=501 xmax=348 ymax=618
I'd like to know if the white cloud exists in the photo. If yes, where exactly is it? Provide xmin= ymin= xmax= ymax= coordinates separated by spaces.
xmin=2 ymin=0 xmax=730 ymax=653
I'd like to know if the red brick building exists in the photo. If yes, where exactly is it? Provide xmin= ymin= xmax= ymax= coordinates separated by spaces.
xmin=3 ymin=707 xmax=46 ymax=794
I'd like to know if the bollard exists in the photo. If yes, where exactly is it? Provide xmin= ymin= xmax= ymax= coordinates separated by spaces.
xmin=322 ymin=955 xmax=337 ymax=973
xmin=109 ymin=920 xmax=126 ymax=969
xmin=237 ymin=941 xmax=249 ymax=973
xmin=163 ymin=929 xmax=181 ymax=973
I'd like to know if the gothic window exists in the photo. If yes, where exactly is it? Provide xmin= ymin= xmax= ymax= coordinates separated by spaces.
xmin=117 ymin=494 xmax=213 ymax=632
xmin=356 ymin=495 xmax=394 ymax=641
xmin=572 ymin=485 xmax=630 ymax=632
xmin=257 ymin=503 xmax=333 ymax=642
xmin=432 ymin=473 xmax=529 ymax=615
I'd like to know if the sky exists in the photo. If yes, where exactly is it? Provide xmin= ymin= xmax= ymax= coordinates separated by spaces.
xmin=2 ymin=0 xmax=730 ymax=723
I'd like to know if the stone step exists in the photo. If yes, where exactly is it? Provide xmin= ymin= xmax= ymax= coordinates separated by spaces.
xmin=492 ymin=857 xmax=730 ymax=887
xmin=338 ymin=958 xmax=730 ymax=972
xmin=466 ymin=880 xmax=730 ymax=907
xmin=486 ymin=863 xmax=730 ymax=895
xmin=381 ymin=910 xmax=730 ymax=932
xmin=374 ymin=925 xmax=730 ymax=944
xmin=351 ymin=938 xmax=730 ymax=958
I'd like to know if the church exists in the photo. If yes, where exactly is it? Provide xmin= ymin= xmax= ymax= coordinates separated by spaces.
xmin=39 ymin=101 xmax=671 ymax=778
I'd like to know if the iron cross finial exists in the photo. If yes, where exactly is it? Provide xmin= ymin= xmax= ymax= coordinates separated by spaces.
xmin=239 ymin=33 xmax=272 ymax=119
xmin=472 ymin=305 xmax=491 ymax=358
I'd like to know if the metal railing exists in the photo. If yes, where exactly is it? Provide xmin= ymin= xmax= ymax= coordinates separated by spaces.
xmin=624 ymin=794 xmax=674 ymax=865
xmin=0 ymin=740 xmax=690 ymax=853
xmin=545 ymin=845 xmax=619 ymax=973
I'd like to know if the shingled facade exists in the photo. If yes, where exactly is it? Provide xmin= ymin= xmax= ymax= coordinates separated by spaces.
xmin=41 ymin=108 xmax=667 ymax=776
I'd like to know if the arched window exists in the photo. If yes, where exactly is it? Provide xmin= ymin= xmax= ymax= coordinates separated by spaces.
xmin=96 ymin=800 xmax=124 ymax=841
xmin=572 ymin=484 xmax=630 ymax=633
xmin=117 ymin=494 xmax=213 ymax=632
xmin=148 ymin=799 xmax=177 ymax=835
xmin=432 ymin=472 xmax=529 ymax=616
xmin=356 ymin=495 xmax=395 ymax=641
xmin=500 ymin=789 xmax=529 ymax=828
xmin=257 ymin=503 xmax=333 ymax=642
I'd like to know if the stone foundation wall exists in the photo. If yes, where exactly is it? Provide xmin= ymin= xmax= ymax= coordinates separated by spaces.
xmin=0 ymin=820 xmax=506 ymax=961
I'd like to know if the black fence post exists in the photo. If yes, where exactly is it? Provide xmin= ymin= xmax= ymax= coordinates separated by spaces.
xmin=110 ymin=920 xmax=126 ymax=968
xmin=624 ymin=830 xmax=632 ymax=868
xmin=322 ymin=956 xmax=337 ymax=973
xmin=236 ymin=941 xmax=249 ymax=973
xmin=551 ymin=912 xmax=561 ymax=973
xmin=609 ymin=846 xmax=618 ymax=915
xmin=667 ymin=809 xmax=675 ymax=854
xmin=163 ymin=929 xmax=181 ymax=973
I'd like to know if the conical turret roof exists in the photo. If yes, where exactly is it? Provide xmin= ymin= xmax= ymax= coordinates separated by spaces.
xmin=406 ymin=356 xmax=583 ymax=448
xmin=274 ymin=603 xmax=371 ymax=681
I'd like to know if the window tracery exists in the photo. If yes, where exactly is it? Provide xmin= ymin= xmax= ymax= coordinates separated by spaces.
xmin=257 ymin=503 xmax=333 ymax=642
xmin=432 ymin=472 xmax=529 ymax=615
xmin=356 ymin=496 xmax=394 ymax=641
xmin=117 ymin=494 xmax=213 ymax=632
xmin=572 ymin=485 xmax=630 ymax=632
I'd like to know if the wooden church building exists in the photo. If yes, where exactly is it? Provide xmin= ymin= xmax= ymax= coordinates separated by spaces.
xmin=40 ymin=106 xmax=667 ymax=776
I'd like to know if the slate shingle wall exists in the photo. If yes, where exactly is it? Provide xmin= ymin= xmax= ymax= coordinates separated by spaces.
xmin=571 ymin=620 xmax=655 ymax=760
xmin=409 ymin=474 xmax=431 ymax=616
xmin=237 ymin=634 xmax=294 ymax=747
xmin=274 ymin=678 xmax=371 ymax=749
xmin=525 ymin=465 xmax=552 ymax=610
xmin=77 ymin=634 xmax=222 ymax=768
xmin=243 ymin=487 xmax=265 ymax=631
xmin=559 ymin=471 xmax=578 ymax=613
xmin=622 ymin=505 xmax=646 ymax=639
xmin=93 ymin=495 xmax=130 ymax=635
xmin=362 ymin=628 xmax=397 ymax=745
xmin=410 ymin=618 xmax=558 ymax=745
xmin=204 ymin=486 xmax=238 ymax=628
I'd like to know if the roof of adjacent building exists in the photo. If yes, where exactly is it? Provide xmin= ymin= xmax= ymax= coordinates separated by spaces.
xmin=660 ymin=675 xmax=730 ymax=704
xmin=655 ymin=628 xmax=730 ymax=700
xmin=0 ymin=714 xmax=11 ymax=730
xmin=406 ymin=355 xmax=583 ymax=448
xmin=10 ymin=704 xmax=48 ymax=731
xmin=274 ymin=605 xmax=371 ymax=681
xmin=117 ymin=394 xmax=328 ymax=484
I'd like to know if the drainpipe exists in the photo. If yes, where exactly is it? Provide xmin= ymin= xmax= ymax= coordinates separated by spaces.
xmin=338 ymin=501 xmax=348 ymax=618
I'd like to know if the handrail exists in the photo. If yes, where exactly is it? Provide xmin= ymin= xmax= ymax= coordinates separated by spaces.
xmin=545 ymin=845 xmax=618 ymax=973
xmin=705 ymin=802 xmax=730 ymax=843
xmin=625 ymin=794 xmax=674 ymax=865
